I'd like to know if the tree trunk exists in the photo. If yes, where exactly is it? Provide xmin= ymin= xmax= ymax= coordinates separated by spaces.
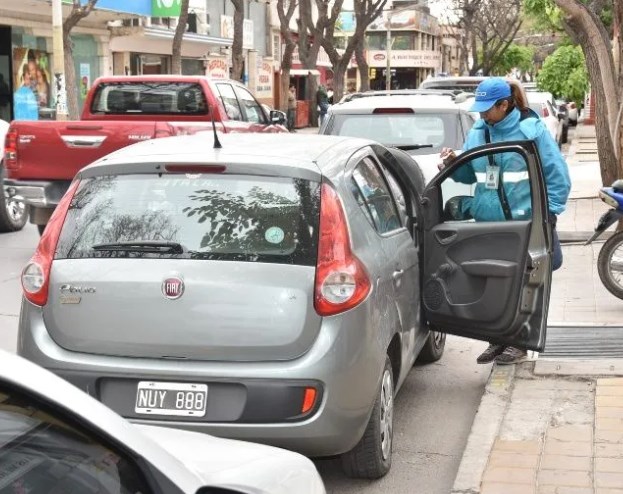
xmin=171 ymin=0 xmax=190 ymax=75
xmin=332 ymin=60 xmax=348 ymax=102
xmin=231 ymin=0 xmax=245 ymax=82
xmin=355 ymin=40 xmax=369 ymax=92
xmin=63 ymin=33 xmax=79 ymax=120
xmin=280 ymin=42 xmax=295 ymax=111
xmin=553 ymin=0 xmax=621 ymax=186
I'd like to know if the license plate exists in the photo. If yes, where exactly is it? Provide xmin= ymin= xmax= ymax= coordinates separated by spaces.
xmin=135 ymin=381 xmax=207 ymax=417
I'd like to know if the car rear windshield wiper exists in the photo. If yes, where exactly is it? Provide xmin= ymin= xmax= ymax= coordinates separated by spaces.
xmin=393 ymin=144 xmax=434 ymax=151
xmin=92 ymin=241 xmax=185 ymax=254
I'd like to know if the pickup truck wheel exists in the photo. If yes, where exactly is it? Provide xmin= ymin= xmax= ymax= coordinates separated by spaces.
xmin=0 ymin=169 xmax=29 ymax=233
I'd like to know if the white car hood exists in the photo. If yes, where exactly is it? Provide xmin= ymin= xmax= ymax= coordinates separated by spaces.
xmin=135 ymin=424 xmax=325 ymax=494
xmin=412 ymin=152 xmax=445 ymax=184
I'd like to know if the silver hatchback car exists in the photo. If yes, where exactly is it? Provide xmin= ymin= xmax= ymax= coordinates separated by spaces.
xmin=18 ymin=132 xmax=555 ymax=479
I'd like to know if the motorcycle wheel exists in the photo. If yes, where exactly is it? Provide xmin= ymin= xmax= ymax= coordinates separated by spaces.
xmin=597 ymin=232 xmax=623 ymax=299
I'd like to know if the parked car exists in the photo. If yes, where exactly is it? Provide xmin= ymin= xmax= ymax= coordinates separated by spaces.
xmin=418 ymin=76 xmax=487 ymax=93
xmin=3 ymin=75 xmax=288 ymax=234
xmin=0 ymin=349 xmax=326 ymax=494
xmin=0 ymin=118 xmax=29 ymax=233
xmin=526 ymin=91 xmax=565 ymax=147
xmin=319 ymin=94 xmax=477 ymax=186
xmin=18 ymin=132 xmax=555 ymax=479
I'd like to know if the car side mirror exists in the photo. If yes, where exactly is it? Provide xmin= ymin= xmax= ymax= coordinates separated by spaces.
xmin=270 ymin=110 xmax=287 ymax=125
xmin=443 ymin=195 xmax=473 ymax=221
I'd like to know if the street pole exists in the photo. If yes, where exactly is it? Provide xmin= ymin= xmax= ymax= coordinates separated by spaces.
xmin=52 ymin=0 xmax=68 ymax=120
xmin=385 ymin=13 xmax=391 ymax=91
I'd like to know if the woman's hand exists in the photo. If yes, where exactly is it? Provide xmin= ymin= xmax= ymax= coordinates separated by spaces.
xmin=438 ymin=148 xmax=456 ymax=171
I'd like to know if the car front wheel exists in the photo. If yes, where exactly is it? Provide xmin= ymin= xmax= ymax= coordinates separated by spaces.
xmin=416 ymin=330 xmax=446 ymax=364
xmin=341 ymin=356 xmax=394 ymax=479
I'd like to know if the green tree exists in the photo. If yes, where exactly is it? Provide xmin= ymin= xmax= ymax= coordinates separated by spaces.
xmin=536 ymin=45 xmax=589 ymax=104
xmin=490 ymin=43 xmax=535 ymax=75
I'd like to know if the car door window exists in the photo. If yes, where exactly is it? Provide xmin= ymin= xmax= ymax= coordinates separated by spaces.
xmin=351 ymin=157 xmax=401 ymax=234
xmin=0 ymin=383 xmax=152 ymax=494
xmin=215 ymin=83 xmax=243 ymax=121
xmin=234 ymin=86 xmax=267 ymax=124
xmin=444 ymin=149 xmax=532 ymax=222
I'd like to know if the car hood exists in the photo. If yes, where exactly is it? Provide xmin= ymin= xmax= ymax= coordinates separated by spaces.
xmin=135 ymin=424 xmax=325 ymax=494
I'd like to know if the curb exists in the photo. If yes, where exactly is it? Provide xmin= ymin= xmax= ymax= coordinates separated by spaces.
xmin=450 ymin=364 xmax=516 ymax=494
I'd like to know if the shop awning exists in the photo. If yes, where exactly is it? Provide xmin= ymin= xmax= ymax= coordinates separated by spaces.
xmin=144 ymin=28 xmax=233 ymax=47
xmin=289 ymin=69 xmax=321 ymax=76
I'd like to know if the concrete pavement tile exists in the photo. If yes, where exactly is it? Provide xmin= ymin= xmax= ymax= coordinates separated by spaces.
xmin=595 ymin=472 xmax=623 ymax=489
xmin=540 ymin=455 xmax=592 ymax=471
xmin=493 ymin=439 xmax=542 ymax=455
xmin=482 ymin=466 xmax=536 ymax=484
xmin=535 ymin=361 xmax=623 ymax=376
xmin=543 ymin=441 xmax=593 ymax=457
xmin=596 ymin=387 xmax=623 ymax=397
xmin=597 ymin=396 xmax=623 ymax=408
xmin=596 ymin=408 xmax=623 ymax=419
xmin=537 ymin=469 xmax=592 ymax=487
xmin=547 ymin=425 xmax=593 ymax=442
xmin=598 ymin=379 xmax=623 ymax=387
xmin=595 ymin=443 xmax=623 ymax=458
xmin=481 ymin=482 xmax=535 ymax=494
xmin=595 ymin=489 xmax=623 ymax=494
xmin=595 ymin=457 xmax=623 ymax=473
xmin=595 ymin=429 xmax=623 ymax=444
xmin=596 ymin=418 xmax=623 ymax=430
xmin=488 ymin=451 xmax=539 ymax=469
xmin=544 ymin=489 xmax=595 ymax=494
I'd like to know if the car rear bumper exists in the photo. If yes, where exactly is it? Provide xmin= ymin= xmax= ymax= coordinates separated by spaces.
xmin=18 ymin=299 xmax=386 ymax=457
xmin=3 ymin=179 xmax=71 ymax=207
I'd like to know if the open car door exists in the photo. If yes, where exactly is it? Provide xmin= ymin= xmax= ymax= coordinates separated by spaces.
xmin=420 ymin=140 xmax=553 ymax=351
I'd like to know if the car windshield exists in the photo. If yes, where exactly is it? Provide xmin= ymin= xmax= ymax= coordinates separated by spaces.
xmin=56 ymin=174 xmax=320 ymax=265
xmin=328 ymin=112 xmax=463 ymax=155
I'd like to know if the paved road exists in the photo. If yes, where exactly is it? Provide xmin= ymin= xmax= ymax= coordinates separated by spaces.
xmin=0 ymin=223 xmax=491 ymax=493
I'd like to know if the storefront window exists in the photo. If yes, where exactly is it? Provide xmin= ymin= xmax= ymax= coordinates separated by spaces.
xmin=130 ymin=53 xmax=170 ymax=75
xmin=367 ymin=33 xmax=415 ymax=50
xmin=182 ymin=58 xmax=204 ymax=75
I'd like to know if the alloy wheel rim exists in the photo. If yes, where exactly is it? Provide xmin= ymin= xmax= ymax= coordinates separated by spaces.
xmin=380 ymin=369 xmax=394 ymax=461
xmin=432 ymin=331 xmax=444 ymax=348
xmin=4 ymin=191 xmax=26 ymax=223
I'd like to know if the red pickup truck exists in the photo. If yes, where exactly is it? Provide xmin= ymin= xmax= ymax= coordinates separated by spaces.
xmin=2 ymin=75 xmax=288 ymax=233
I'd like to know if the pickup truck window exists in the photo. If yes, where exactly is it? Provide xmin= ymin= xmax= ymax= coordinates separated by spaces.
xmin=234 ymin=86 xmax=267 ymax=124
xmin=215 ymin=83 xmax=243 ymax=121
xmin=91 ymin=82 xmax=208 ymax=115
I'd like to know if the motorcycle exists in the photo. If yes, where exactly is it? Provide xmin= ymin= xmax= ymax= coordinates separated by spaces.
xmin=586 ymin=179 xmax=623 ymax=299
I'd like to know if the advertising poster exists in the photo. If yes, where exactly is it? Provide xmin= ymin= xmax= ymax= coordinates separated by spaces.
xmin=206 ymin=58 xmax=228 ymax=79
xmin=80 ymin=63 xmax=91 ymax=99
xmin=255 ymin=61 xmax=273 ymax=99
xmin=13 ymin=48 xmax=51 ymax=120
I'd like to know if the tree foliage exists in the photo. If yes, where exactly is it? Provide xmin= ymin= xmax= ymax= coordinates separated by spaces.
xmin=536 ymin=45 xmax=589 ymax=104
xmin=490 ymin=43 xmax=535 ymax=75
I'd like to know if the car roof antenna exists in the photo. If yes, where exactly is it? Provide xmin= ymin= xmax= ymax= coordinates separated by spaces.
xmin=209 ymin=105 xmax=222 ymax=149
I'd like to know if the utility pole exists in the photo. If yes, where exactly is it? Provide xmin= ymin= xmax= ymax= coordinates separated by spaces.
xmin=52 ymin=0 xmax=68 ymax=120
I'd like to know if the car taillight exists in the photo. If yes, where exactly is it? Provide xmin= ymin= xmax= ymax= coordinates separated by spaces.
xmin=22 ymin=180 xmax=80 ymax=306
xmin=542 ymin=104 xmax=550 ymax=117
xmin=4 ymin=128 xmax=17 ymax=170
xmin=314 ymin=183 xmax=370 ymax=316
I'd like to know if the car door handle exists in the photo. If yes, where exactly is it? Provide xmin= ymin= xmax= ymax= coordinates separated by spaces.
xmin=434 ymin=230 xmax=458 ymax=245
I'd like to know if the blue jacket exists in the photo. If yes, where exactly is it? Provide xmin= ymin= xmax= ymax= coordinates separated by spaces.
xmin=452 ymin=108 xmax=571 ymax=222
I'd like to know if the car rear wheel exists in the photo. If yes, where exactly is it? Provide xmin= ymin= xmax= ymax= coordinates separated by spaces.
xmin=416 ymin=330 xmax=446 ymax=364
xmin=341 ymin=356 xmax=394 ymax=479
xmin=0 ymin=167 xmax=29 ymax=233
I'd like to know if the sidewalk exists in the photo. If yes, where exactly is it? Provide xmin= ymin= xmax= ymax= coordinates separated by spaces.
xmin=451 ymin=122 xmax=623 ymax=494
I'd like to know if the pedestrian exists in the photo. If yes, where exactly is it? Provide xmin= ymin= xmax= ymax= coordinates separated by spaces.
xmin=316 ymin=84 xmax=329 ymax=126
xmin=287 ymin=84 xmax=297 ymax=132
xmin=439 ymin=77 xmax=571 ymax=365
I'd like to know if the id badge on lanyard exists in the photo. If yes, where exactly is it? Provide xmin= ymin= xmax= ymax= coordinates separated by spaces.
xmin=485 ymin=165 xmax=499 ymax=190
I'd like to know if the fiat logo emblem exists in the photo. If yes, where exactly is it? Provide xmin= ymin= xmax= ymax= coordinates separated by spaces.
xmin=162 ymin=277 xmax=184 ymax=300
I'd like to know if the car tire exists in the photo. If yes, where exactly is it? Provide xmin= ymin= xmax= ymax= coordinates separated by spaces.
xmin=0 ymin=166 xmax=29 ymax=233
xmin=416 ymin=330 xmax=446 ymax=364
xmin=341 ymin=356 xmax=394 ymax=479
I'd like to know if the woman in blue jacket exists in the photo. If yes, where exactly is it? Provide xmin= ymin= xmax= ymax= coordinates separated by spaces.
xmin=440 ymin=78 xmax=571 ymax=365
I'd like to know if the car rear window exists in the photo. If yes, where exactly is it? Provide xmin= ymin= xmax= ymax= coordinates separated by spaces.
xmin=56 ymin=174 xmax=320 ymax=266
xmin=329 ymin=112 xmax=462 ymax=155
xmin=90 ymin=82 xmax=208 ymax=115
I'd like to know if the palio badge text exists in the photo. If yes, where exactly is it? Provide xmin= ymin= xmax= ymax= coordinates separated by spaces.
xmin=60 ymin=295 xmax=81 ymax=304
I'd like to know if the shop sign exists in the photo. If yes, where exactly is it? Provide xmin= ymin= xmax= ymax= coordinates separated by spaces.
xmin=221 ymin=15 xmax=234 ymax=39
xmin=79 ymin=63 xmax=91 ymax=99
xmin=367 ymin=50 xmax=442 ymax=69
xmin=367 ymin=10 xmax=440 ymax=35
xmin=152 ymin=0 xmax=181 ymax=16
xmin=255 ymin=61 xmax=273 ymax=99
xmin=12 ymin=48 xmax=52 ymax=121
xmin=243 ymin=20 xmax=254 ymax=50
xmin=206 ymin=58 xmax=228 ymax=79
xmin=62 ymin=0 xmax=152 ymax=16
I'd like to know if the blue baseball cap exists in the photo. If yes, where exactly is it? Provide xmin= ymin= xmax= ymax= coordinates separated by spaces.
xmin=469 ymin=78 xmax=511 ymax=113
